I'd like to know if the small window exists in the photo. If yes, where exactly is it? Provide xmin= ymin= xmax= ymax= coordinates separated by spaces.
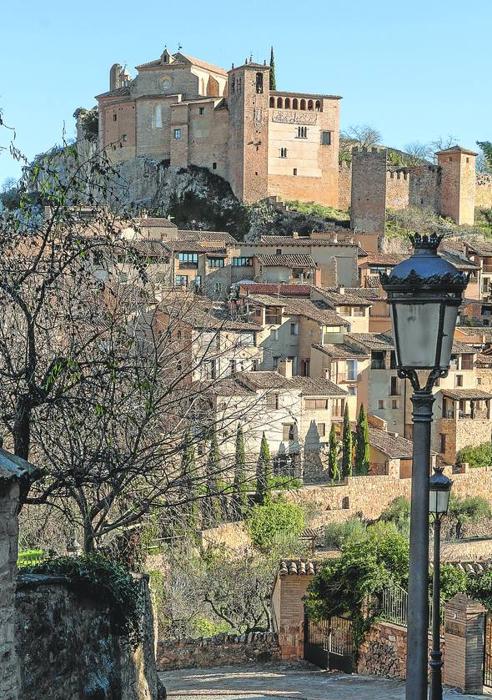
xmin=342 ymin=496 xmax=350 ymax=509
xmin=293 ymin=168 xmax=298 ymax=176
xmin=112 ymin=113 xmax=118 ymax=122
xmin=455 ymin=375 xmax=463 ymax=387
xmin=378 ymin=400 xmax=385 ymax=409
xmin=390 ymin=376 xmax=398 ymax=395
xmin=276 ymin=248 xmax=282 ymax=255
xmin=199 ymin=107 xmax=205 ymax=115
xmin=272 ymin=356 xmax=280 ymax=369
xmin=297 ymin=126 xmax=307 ymax=139
xmin=392 ymin=399 xmax=399 ymax=409
xmin=175 ymin=274 xmax=188 ymax=286
xmin=318 ymin=423 xmax=326 ymax=437
xmin=174 ymin=128 xmax=182 ymax=140
xmin=214 ymin=282 xmax=223 ymax=294
xmin=280 ymin=147 xmax=288 ymax=158
xmin=290 ymin=322 xmax=299 ymax=336
xmin=266 ymin=393 xmax=280 ymax=410
xmin=321 ymin=131 xmax=332 ymax=145
xmin=176 ymin=330 xmax=182 ymax=340
xmin=256 ymin=72 xmax=264 ymax=94
xmin=440 ymin=434 xmax=446 ymax=453
xmin=283 ymin=424 xmax=295 ymax=441
xmin=212 ymin=162 xmax=217 ymax=170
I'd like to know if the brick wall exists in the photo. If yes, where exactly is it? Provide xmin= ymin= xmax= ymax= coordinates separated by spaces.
xmin=156 ymin=632 xmax=280 ymax=671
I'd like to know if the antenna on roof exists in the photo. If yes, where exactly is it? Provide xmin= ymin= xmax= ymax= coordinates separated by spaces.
xmin=178 ymin=42 xmax=182 ymax=51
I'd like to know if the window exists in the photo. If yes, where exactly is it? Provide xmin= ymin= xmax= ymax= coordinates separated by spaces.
xmin=305 ymin=399 xmax=329 ymax=410
xmin=178 ymin=252 xmax=198 ymax=267
xmin=283 ymin=424 xmax=295 ymax=441
xmin=232 ymin=257 xmax=253 ymax=267
xmin=214 ymin=282 xmax=223 ymax=294
xmin=342 ymin=496 xmax=350 ymax=509
xmin=229 ymin=359 xmax=236 ymax=373
xmin=256 ymin=72 xmax=264 ymax=94
xmin=113 ymin=113 xmax=117 ymax=121
xmin=208 ymin=257 xmax=225 ymax=268
xmin=212 ymin=162 xmax=217 ymax=170
xmin=392 ymin=399 xmax=399 ymax=409
xmin=371 ymin=351 xmax=385 ymax=369
xmin=440 ymin=434 xmax=447 ymax=453
xmin=272 ymin=356 xmax=280 ymax=369
xmin=273 ymin=328 xmax=279 ymax=340
xmin=280 ymin=147 xmax=288 ymax=158
xmin=290 ymin=322 xmax=299 ymax=336
xmin=174 ymin=128 xmax=182 ymax=140
xmin=204 ymin=360 xmax=217 ymax=380
xmin=297 ymin=126 xmax=307 ymax=139
xmin=346 ymin=359 xmax=357 ymax=381
xmin=153 ymin=105 xmax=162 ymax=128
xmin=175 ymin=274 xmax=188 ymax=286
xmin=461 ymin=354 xmax=473 ymax=370
xmin=321 ymin=131 xmax=332 ymax=145
xmin=378 ymin=400 xmax=385 ymax=409
xmin=390 ymin=351 xmax=397 ymax=369
xmin=276 ymin=248 xmax=282 ymax=255
xmin=455 ymin=375 xmax=463 ymax=387
xmin=390 ymin=376 xmax=399 ymax=395
xmin=199 ymin=107 xmax=205 ymax=115
xmin=266 ymin=393 xmax=280 ymax=410
xmin=317 ymin=423 xmax=326 ymax=437
xmin=353 ymin=307 xmax=365 ymax=317
xmin=347 ymin=386 xmax=357 ymax=396
xmin=293 ymin=168 xmax=298 ymax=176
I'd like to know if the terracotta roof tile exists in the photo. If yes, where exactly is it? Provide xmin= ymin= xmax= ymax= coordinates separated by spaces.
xmin=441 ymin=388 xmax=492 ymax=401
xmin=279 ymin=559 xmax=318 ymax=576
xmin=368 ymin=427 xmax=413 ymax=459
xmin=256 ymin=253 xmax=316 ymax=268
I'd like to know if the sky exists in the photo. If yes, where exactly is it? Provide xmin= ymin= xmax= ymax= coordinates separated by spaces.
xmin=0 ymin=0 xmax=490 ymax=184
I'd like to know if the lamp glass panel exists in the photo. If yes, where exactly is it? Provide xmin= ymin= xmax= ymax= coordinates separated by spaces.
xmin=436 ymin=489 xmax=450 ymax=514
xmin=392 ymin=302 xmax=441 ymax=368
xmin=439 ymin=304 xmax=459 ymax=369
xmin=429 ymin=490 xmax=438 ymax=514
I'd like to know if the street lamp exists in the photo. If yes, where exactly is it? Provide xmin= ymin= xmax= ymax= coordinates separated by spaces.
xmin=429 ymin=465 xmax=453 ymax=700
xmin=381 ymin=233 xmax=467 ymax=700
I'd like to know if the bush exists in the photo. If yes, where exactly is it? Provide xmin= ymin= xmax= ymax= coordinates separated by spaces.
xmin=440 ymin=564 xmax=469 ymax=604
xmin=23 ymin=554 xmax=144 ymax=646
xmin=449 ymin=495 xmax=492 ymax=539
xmin=192 ymin=616 xmax=231 ymax=638
xmin=379 ymin=497 xmax=410 ymax=535
xmin=456 ymin=442 xmax=492 ymax=469
xmin=268 ymin=475 xmax=302 ymax=491
xmin=467 ymin=569 xmax=492 ymax=610
xmin=324 ymin=518 xmax=366 ymax=549
xmin=246 ymin=497 xmax=305 ymax=551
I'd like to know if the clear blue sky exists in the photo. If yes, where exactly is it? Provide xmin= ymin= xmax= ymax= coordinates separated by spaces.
xmin=0 ymin=0 xmax=490 ymax=183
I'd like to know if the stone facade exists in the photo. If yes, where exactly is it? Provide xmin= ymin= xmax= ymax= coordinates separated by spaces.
xmin=0 ymin=479 xmax=20 ymax=700
xmin=15 ymin=574 xmax=163 ymax=700
xmin=96 ymin=50 xmax=340 ymax=207
xmin=156 ymin=632 xmax=280 ymax=671
xmin=350 ymin=148 xmax=387 ymax=234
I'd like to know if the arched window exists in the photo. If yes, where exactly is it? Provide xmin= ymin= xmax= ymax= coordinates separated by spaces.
xmin=315 ymin=100 xmax=321 ymax=111
xmin=307 ymin=99 xmax=314 ymax=111
xmin=284 ymin=97 xmax=291 ymax=109
xmin=292 ymin=98 xmax=298 ymax=110
xmin=153 ymin=105 xmax=162 ymax=128
xmin=342 ymin=496 xmax=350 ymax=509
xmin=276 ymin=97 xmax=283 ymax=108
xmin=300 ymin=99 xmax=306 ymax=110
xmin=270 ymin=96 xmax=275 ymax=107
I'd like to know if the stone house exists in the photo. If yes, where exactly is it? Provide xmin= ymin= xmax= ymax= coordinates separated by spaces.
xmin=205 ymin=367 xmax=347 ymax=476
xmin=96 ymin=49 xmax=340 ymax=206
xmin=252 ymin=253 xmax=321 ymax=286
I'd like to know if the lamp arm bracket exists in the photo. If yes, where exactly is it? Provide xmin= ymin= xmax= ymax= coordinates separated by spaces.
xmin=397 ymin=367 xmax=447 ymax=393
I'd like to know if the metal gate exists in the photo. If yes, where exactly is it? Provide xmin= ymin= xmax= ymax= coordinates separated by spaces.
xmin=304 ymin=613 xmax=354 ymax=673
xmin=484 ymin=613 xmax=492 ymax=687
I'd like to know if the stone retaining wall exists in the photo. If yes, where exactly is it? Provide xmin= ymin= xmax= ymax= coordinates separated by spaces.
xmin=157 ymin=632 xmax=280 ymax=671
xmin=15 ymin=573 xmax=164 ymax=700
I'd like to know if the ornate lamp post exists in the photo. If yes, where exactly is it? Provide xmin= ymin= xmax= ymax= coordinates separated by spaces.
xmin=381 ymin=233 xmax=467 ymax=700
xmin=429 ymin=465 xmax=453 ymax=700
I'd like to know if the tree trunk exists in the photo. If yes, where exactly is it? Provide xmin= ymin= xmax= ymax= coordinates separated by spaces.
xmin=13 ymin=396 xmax=31 ymax=460
xmin=83 ymin=521 xmax=96 ymax=554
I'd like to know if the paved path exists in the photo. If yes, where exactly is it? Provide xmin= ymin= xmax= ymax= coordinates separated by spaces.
xmin=160 ymin=663 xmax=488 ymax=699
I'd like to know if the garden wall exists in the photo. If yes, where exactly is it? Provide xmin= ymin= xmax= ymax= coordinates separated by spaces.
xmin=156 ymin=631 xmax=280 ymax=671
xmin=15 ymin=573 xmax=164 ymax=700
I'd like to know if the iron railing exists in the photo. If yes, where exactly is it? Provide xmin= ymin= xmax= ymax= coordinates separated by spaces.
xmin=377 ymin=585 xmax=441 ymax=629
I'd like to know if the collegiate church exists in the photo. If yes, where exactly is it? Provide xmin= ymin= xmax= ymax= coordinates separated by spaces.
xmin=96 ymin=49 xmax=341 ymax=206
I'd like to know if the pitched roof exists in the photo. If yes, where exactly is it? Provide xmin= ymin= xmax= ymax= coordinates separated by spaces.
xmin=435 ymin=145 xmax=478 ymax=157
xmin=236 ymin=371 xmax=289 ymax=390
xmin=238 ymin=283 xmax=312 ymax=297
xmin=287 ymin=376 xmax=347 ymax=396
xmin=0 ymin=448 xmax=39 ymax=484
xmin=312 ymin=342 xmax=370 ymax=360
xmin=451 ymin=340 xmax=477 ymax=354
xmin=361 ymin=253 xmax=405 ymax=266
xmin=256 ymin=253 xmax=316 ymax=268
xmin=271 ymin=90 xmax=342 ymax=100
xmin=179 ymin=230 xmax=237 ymax=244
xmin=136 ymin=51 xmax=227 ymax=76
xmin=96 ymin=85 xmax=131 ymax=99
xmin=279 ymin=559 xmax=318 ymax=576
xmin=368 ymin=427 xmax=413 ymax=459
xmin=258 ymin=235 xmax=358 ymax=249
xmin=313 ymin=287 xmax=373 ymax=307
xmin=347 ymin=332 xmax=394 ymax=351
xmin=464 ymin=239 xmax=492 ymax=257
xmin=441 ymin=388 xmax=492 ymax=401
xmin=234 ymin=372 xmax=347 ymax=396
xmin=244 ymin=295 xmax=350 ymax=327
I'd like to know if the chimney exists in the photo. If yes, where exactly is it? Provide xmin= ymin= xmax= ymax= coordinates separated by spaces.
xmin=278 ymin=358 xmax=293 ymax=379
xmin=292 ymin=231 xmax=299 ymax=239
xmin=339 ymin=287 xmax=345 ymax=295
xmin=332 ymin=233 xmax=338 ymax=243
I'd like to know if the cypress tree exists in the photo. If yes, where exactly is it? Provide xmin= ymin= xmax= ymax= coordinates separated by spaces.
xmin=341 ymin=403 xmax=353 ymax=478
xmin=204 ymin=429 xmax=222 ymax=525
xmin=328 ymin=424 xmax=340 ymax=481
xmin=355 ymin=404 xmax=370 ymax=475
xmin=269 ymin=46 xmax=276 ymax=91
xmin=233 ymin=423 xmax=248 ymax=516
xmin=181 ymin=429 xmax=200 ymax=531
xmin=256 ymin=432 xmax=272 ymax=504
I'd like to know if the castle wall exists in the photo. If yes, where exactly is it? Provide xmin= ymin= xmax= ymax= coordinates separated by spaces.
xmin=135 ymin=96 xmax=176 ymax=160
xmin=99 ymin=98 xmax=136 ymax=162
xmin=188 ymin=102 xmax=229 ymax=180
xmin=385 ymin=165 xmax=440 ymax=211
xmin=385 ymin=169 xmax=410 ymax=209
xmin=350 ymin=148 xmax=387 ymax=233
xmin=476 ymin=174 xmax=492 ymax=209
xmin=338 ymin=162 xmax=351 ymax=210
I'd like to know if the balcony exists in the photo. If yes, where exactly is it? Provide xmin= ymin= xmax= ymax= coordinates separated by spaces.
xmin=178 ymin=261 xmax=198 ymax=270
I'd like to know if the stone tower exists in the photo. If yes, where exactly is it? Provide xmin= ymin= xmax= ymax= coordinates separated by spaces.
xmin=437 ymin=146 xmax=477 ymax=225
xmin=227 ymin=62 xmax=270 ymax=203
xmin=350 ymin=147 xmax=387 ymax=234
